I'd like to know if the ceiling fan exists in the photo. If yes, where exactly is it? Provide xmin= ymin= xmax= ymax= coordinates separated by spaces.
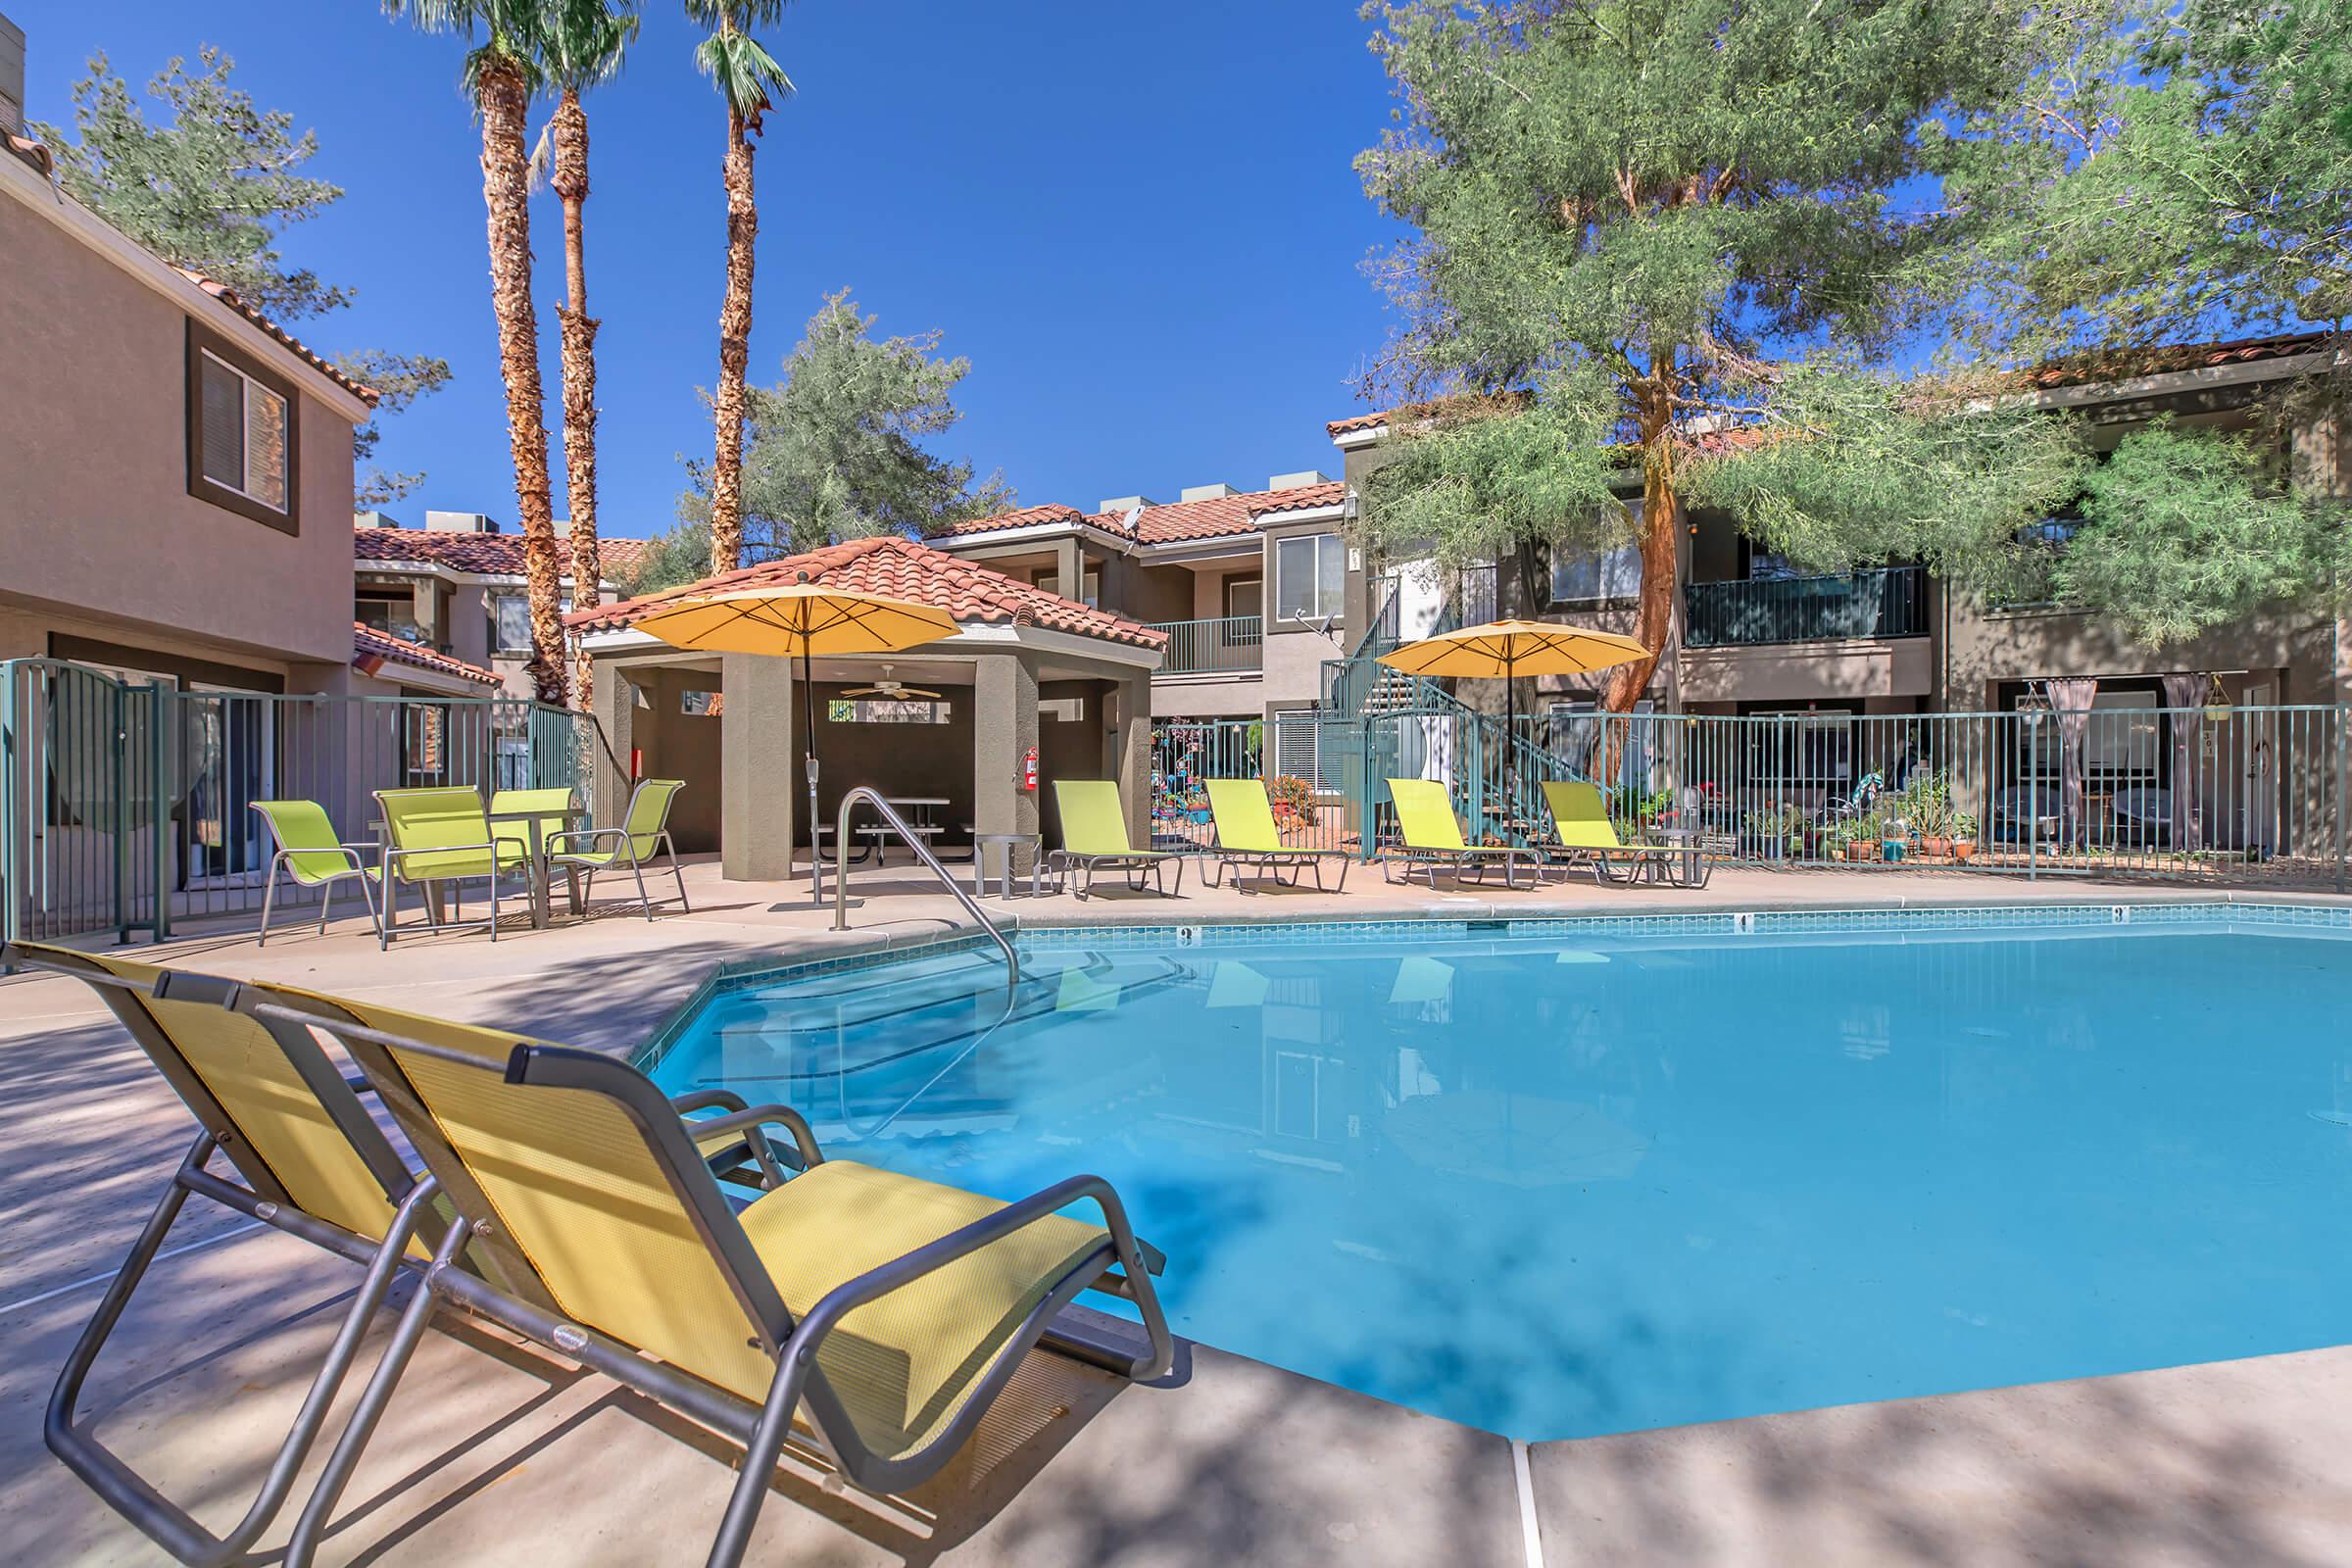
xmin=839 ymin=663 xmax=943 ymax=700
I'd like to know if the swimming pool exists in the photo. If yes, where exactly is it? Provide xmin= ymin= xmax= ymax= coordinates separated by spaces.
xmin=642 ymin=905 xmax=2352 ymax=1441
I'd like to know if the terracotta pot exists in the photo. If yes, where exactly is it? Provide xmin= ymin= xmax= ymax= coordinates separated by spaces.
xmin=1951 ymin=840 xmax=1977 ymax=862
xmin=1844 ymin=840 xmax=1878 ymax=862
xmin=1922 ymin=836 xmax=1954 ymax=858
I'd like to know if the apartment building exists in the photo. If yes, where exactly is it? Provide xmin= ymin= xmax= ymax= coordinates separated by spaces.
xmin=1327 ymin=334 xmax=2352 ymax=735
xmin=353 ymin=511 xmax=650 ymax=700
xmin=923 ymin=473 xmax=1351 ymax=725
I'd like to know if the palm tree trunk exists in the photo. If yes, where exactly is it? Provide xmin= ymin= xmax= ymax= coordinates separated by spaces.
xmin=709 ymin=102 xmax=757 ymax=576
xmin=551 ymin=86 xmax=601 ymax=713
xmin=478 ymin=59 xmax=565 ymax=706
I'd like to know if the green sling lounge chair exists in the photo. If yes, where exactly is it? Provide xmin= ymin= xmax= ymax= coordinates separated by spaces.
xmin=2 ymin=941 xmax=457 ymax=1568
xmin=1380 ymin=777 xmax=1544 ymax=890
xmin=1200 ymin=778 xmax=1349 ymax=894
xmin=223 ymin=985 xmax=1173 ymax=1568
xmin=372 ymin=787 xmax=523 ymax=949
xmin=1538 ymin=779 xmax=1677 ymax=886
xmin=249 ymin=799 xmax=381 ymax=946
xmin=1046 ymin=778 xmax=1187 ymax=899
xmin=545 ymin=777 xmax=690 ymax=920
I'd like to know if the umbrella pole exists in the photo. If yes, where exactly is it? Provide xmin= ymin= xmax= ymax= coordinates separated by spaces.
xmin=1504 ymin=649 xmax=1517 ymax=835
xmin=804 ymin=645 xmax=823 ymax=906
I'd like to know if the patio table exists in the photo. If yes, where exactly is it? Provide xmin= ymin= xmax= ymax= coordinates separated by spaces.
xmin=1646 ymin=826 xmax=1713 ymax=889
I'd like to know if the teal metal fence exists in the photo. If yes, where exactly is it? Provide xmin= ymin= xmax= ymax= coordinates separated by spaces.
xmin=2 ymin=659 xmax=612 ymax=944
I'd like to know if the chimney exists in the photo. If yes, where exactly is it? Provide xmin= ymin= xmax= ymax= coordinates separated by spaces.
xmin=423 ymin=510 xmax=501 ymax=534
xmin=1268 ymin=469 xmax=1331 ymax=490
xmin=1097 ymin=494 xmax=1155 ymax=515
xmin=353 ymin=510 xmax=404 ymax=530
xmin=0 ymin=14 xmax=24 ymax=135
xmin=1179 ymin=482 xmax=1238 ymax=503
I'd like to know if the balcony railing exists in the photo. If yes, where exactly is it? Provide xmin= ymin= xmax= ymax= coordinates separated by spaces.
xmin=1149 ymin=615 xmax=1263 ymax=676
xmin=1683 ymin=566 xmax=1929 ymax=649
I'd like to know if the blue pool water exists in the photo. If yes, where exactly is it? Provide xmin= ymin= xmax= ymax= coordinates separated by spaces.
xmin=644 ymin=909 xmax=2352 ymax=1441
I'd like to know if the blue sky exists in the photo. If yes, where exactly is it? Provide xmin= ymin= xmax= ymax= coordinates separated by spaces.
xmin=13 ymin=1 xmax=1402 ymax=538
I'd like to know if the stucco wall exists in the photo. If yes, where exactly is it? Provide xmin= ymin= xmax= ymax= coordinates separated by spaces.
xmin=0 ymin=170 xmax=359 ymax=669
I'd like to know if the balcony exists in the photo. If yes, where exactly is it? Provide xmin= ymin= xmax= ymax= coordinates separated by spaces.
xmin=1149 ymin=615 xmax=1262 ymax=676
xmin=1683 ymin=566 xmax=1929 ymax=649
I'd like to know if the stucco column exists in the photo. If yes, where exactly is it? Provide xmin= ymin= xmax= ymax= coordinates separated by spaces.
xmin=591 ymin=659 xmax=636 ymax=825
xmin=974 ymin=653 xmax=1042 ymax=871
xmin=720 ymin=652 xmax=798 ymax=882
xmin=1054 ymin=539 xmax=1082 ymax=602
xmin=1109 ymin=670 xmax=1153 ymax=846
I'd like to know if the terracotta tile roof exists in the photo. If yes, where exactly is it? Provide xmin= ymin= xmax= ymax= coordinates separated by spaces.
xmin=2018 ymin=332 xmax=2338 ymax=390
xmin=1326 ymin=391 xmax=1533 ymax=439
xmin=922 ymin=503 xmax=1094 ymax=540
xmin=932 ymin=482 xmax=1348 ymax=551
xmin=355 ymin=527 xmax=651 ymax=580
xmin=351 ymin=622 xmax=501 ymax=686
xmin=566 ymin=535 xmax=1167 ymax=651
xmin=173 ymin=271 xmax=377 ymax=406
xmin=4 ymin=132 xmax=51 ymax=178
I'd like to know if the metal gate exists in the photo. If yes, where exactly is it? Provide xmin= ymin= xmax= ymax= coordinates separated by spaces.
xmin=2 ymin=660 xmax=609 ymax=944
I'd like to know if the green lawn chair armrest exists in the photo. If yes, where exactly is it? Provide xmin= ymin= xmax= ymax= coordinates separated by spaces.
xmin=546 ymin=826 xmax=632 ymax=858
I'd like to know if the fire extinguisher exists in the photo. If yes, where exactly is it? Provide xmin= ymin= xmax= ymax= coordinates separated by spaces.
xmin=1022 ymin=745 xmax=1039 ymax=793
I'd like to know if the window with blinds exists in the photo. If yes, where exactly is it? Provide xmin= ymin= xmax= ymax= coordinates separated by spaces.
xmin=185 ymin=321 xmax=298 ymax=531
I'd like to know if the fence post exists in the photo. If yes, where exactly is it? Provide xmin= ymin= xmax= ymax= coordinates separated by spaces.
xmin=2026 ymin=713 xmax=2038 ymax=883
xmin=2335 ymin=704 xmax=2347 ymax=896
xmin=150 ymin=681 xmax=171 ymax=945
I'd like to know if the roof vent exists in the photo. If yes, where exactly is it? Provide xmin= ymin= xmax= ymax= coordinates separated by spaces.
xmin=1098 ymin=494 xmax=1155 ymax=514
xmin=353 ymin=510 xmax=404 ymax=530
xmin=424 ymin=510 xmax=501 ymax=534
xmin=1179 ymin=482 xmax=1238 ymax=503
xmin=1268 ymin=469 xmax=1331 ymax=490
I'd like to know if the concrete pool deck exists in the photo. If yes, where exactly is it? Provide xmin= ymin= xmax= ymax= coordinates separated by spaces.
xmin=5 ymin=858 xmax=2352 ymax=1565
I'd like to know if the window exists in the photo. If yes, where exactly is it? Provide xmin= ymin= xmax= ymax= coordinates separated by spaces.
xmin=185 ymin=321 xmax=298 ymax=531
xmin=825 ymin=699 xmax=950 ymax=723
xmin=1272 ymin=710 xmax=1336 ymax=792
xmin=1275 ymin=534 xmax=1345 ymax=623
xmin=1032 ymin=565 xmax=1101 ymax=608
xmin=1040 ymin=697 xmax=1086 ymax=722
xmin=1224 ymin=575 xmax=1262 ymax=623
xmin=680 ymin=690 xmax=720 ymax=717
xmin=1549 ymin=500 xmax=1643 ymax=604
xmin=492 ymin=593 xmax=532 ymax=657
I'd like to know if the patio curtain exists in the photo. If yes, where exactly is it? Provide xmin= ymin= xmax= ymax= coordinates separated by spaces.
xmin=2045 ymin=677 xmax=2098 ymax=845
xmin=2157 ymin=672 xmax=2206 ymax=852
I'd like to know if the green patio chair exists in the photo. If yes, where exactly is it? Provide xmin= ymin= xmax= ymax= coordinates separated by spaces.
xmin=250 ymin=800 xmax=380 ymax=946
xmin=1046 ymin=779 xmax=1186 ymax=899
xmin=1539 ymin=780 xmax=1675 ymax=886
xmin=1200 ymin=778 xmax=1348 ymax=894
xmin=1380 ymin=777 xmax=1544 ymax=890
xmin=545 ymin=777 xmax=689 ymax=920
xmin=373 ymin=787 xmax=521 ymax=949
xmin=218 ymin=982 xmax=1171 ymax=1568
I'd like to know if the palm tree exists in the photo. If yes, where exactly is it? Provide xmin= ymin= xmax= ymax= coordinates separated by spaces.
xmin=385 ymin=0 xmax=567 ymax=704
xmin=532 ymin=0 xmax=639 ymax=712
xmin=686 ymin=1 xmax=794 ymax=575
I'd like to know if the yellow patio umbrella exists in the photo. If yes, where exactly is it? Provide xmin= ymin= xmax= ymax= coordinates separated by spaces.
xmin=1378 ymin=618 xmax=1651 ymax=794
xmin=630 ymin=574 xmax=958 ymax=900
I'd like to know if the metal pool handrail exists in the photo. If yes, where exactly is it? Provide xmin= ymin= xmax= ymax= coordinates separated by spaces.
xmin=831 ymin=787 xmax=1019 ymax=988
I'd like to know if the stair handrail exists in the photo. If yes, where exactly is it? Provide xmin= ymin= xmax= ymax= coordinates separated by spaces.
xmin=831 ymin=787 xmax=1018 ymax=990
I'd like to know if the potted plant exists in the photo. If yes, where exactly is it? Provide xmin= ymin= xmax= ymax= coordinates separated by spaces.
xmin=1842 ymin=812 xmax=1884 ymax=860
xmin=1267 ymin=774 xmax=1317 ymax=841
xmin=1182 ymin=786 xmax=1211 ymax=825
xmin=1950 ymin=810 xmax=1979 ymax=862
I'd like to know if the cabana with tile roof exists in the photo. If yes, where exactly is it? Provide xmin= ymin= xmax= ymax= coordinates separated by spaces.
xmin=565 ymin=536 xmax=1167 ymax=880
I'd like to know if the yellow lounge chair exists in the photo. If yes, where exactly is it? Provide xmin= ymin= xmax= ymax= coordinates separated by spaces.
xmin=1539 ymin=780 xmax=1676 ymax=886
xmin=1200 ymin=778 xmax=1349 ymax=894
xmin=1380 ymin=777 xmax=1544 ymax=890
xmin=220 ymin=985 xmax=1173 ymax=1568
xmin=3 ymin=942 xmax=455 ymax=1567
xmin=1047 ymin=778 xmax=1187 ymax=898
